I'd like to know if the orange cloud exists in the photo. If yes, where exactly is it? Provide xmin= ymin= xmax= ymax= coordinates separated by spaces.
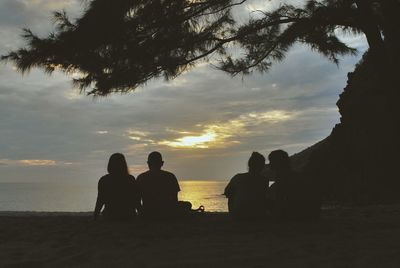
xmin=159 ymin=110 xmax=295 ymax=149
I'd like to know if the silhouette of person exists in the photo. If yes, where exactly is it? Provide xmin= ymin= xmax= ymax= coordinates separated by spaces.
xmin=268 ymin=149 xmax=320 ymax=220
xmin=268 ymin=150 xmax=295 ymax=217
xmin=136 ymin=152 xmax=181 ymax=218
xmin=224 ymin=152 xmax=269 ymax=219
xmin=94 ymin=153 xmax=139 ymax=220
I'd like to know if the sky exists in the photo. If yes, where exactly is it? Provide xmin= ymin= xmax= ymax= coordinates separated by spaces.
xmin=0 ymin=0 xmax=367 ymax=182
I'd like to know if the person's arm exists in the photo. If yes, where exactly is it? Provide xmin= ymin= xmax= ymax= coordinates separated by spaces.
xmin=172 ymin=174 xmax=180 ymax=203
xmin=131 ymin=176 xmax=141 ymax=216
xmin=135 ymin=175 xmax=144 ymax=216
xmin=265 ymin=176 xmax=270 ymax=190
xmin=224 ymin=175 xmax=237 ymax=198
xmin=94 ymin=179 xmax=104 ymax=220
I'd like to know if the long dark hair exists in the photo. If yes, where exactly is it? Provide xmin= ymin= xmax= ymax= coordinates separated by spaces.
xmin=248 ymin=152 xmax=265 ymax=173
xmin=107 ymin=153 xmax=129 ymax=175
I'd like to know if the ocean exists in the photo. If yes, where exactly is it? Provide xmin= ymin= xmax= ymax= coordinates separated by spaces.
xmin=0 ymin=180 xmax=228 ymax=212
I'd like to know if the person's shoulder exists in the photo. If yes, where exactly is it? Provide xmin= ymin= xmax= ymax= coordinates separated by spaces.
xmin=136 ymin=171 xmax=150 ymax=181
xmin=155 ymin=170 xmax=176 ymax=180
xmin=98 ymin=174 xmax=111 ymax=187
xmin=161 ymin=170 xmax=180 ymax=191
xmin=232 ymin=172 xmax=248 ymax=180
xmin=227 ymin=173 xmax=243 ymax=186
xmin=160 ymin=170 xmax=177 ymax=178
xmin=161 ymin=170 xmax=179 ymax=185
xmin=127 ymin=174 xmax=136 ymax=183
xmin=99 ymin=174 xmax=110 ymax=182
xmin=225 ymin=173 xmax=245 ymax=194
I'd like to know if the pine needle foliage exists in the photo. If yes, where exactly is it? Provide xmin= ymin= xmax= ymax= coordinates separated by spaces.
xmin=1 ymin=0 xmax=397 ymax=96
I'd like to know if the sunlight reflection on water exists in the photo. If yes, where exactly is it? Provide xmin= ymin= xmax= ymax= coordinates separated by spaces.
xmin=0 ymin=180 xmax=229 ymax=212
xmin=179 ymin=180 xmax=228 ymax=212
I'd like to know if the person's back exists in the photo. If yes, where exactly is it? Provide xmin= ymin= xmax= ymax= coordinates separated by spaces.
xmin=225 ymin=172 xmax=268 ymax=219
xmin=224 ymin=152 xmax=269 ymax=219
xmin=268 ymin=150 xmax=321 ymax=220
xmin=97 ymin=174 xmax=138 ymax=220
xmin=137 ymin=169 xmax=180 ymax=217
xmin=137 ymin=152 xmax=180 ymax=218
xmin=94 ymin=153 xmax=139 ymax=221
xmin=268 ymin=169 xmax=301 ymax=219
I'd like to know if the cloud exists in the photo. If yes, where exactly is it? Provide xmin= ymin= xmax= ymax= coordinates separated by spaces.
xmin=0 ymin=0 xmax=368 ymax=181
xmin=0 ymin=158 xmax=57 ymax=166
xmin=126 ymin=130 xmax=149 ymax=139
xmin=159 ymin=110 xmax=295 ymax=149
xmin=18 ymin=159 xmax=57 ymax=166
xmin=128 ymin=164 xmax=147 ymax=174
xmin=0 ymin=0 xmax=82 ymax=27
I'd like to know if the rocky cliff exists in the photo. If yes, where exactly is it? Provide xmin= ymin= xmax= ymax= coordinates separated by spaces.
xmin=294 ymin=51 xmax=400 ymax=204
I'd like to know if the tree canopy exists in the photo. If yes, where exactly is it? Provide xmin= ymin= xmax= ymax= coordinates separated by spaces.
xmin=2 ymin=0 xmax=398 ymax=96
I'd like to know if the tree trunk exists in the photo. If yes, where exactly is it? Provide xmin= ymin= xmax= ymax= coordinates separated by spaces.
xmin=380 ymin=0 xmax=400 ymax=65
xmin=355 ymin=0 xmax=397 ymax=92
xmin=355 ymin=0 xmax=387 ymax=67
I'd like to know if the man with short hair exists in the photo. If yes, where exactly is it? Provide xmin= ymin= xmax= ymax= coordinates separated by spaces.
xmin=136 ymin=151 xmax=181 ymax=218
xmin=268 ymin=149 xmax=320 ymax=220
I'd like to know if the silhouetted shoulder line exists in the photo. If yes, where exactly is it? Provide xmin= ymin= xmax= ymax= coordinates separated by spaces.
xmin=233 ymin=172 xmax=249 ymax=178
xmin=160 ymin=170 xmax=176 ymax=177
xmin=99 ymin=174 xmax=110 ymax=182
xmin=136 ymin=170 xmax=150 ymax=181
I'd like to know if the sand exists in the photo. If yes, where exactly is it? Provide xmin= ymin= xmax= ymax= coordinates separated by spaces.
xmin=1 ymin=205 xmax=400 ymax=268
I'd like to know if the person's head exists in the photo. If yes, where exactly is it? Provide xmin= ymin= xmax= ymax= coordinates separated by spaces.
xmin=248 ymin=152 xmax=266 ymax=174
xmin=107 ymin=153 xmax=129 ymax=175
xmin=268 ymin=150 xmax=291 ymax=175
xmin=147 ymin=151 xmax=164 ymax=171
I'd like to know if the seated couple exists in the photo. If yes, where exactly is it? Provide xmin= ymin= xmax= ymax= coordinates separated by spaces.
xmin=224 ymin=150 xmax=321 ymax=220
xmin=94 ymin=151 xmax=197 ymax=221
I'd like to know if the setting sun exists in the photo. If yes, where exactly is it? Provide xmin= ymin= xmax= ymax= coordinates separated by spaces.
xmin=160 ymin=131 xmax=217 ymax=148
xmin=157 ymin=110 xmax=294 ymax=149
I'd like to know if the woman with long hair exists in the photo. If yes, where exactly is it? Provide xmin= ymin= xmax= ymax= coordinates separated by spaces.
xmin=94 ymin=153 xmax=140 ymax=220
xmin=224 ymin=152 xmax=269 ymax=219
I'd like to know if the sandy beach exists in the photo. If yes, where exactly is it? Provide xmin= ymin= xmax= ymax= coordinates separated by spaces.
xmin=1 ymin=205 xmax=400 ymax=268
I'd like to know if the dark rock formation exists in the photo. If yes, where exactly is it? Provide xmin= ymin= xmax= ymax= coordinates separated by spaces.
xmin=293 ymin=52 xmax=400 ymax=205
